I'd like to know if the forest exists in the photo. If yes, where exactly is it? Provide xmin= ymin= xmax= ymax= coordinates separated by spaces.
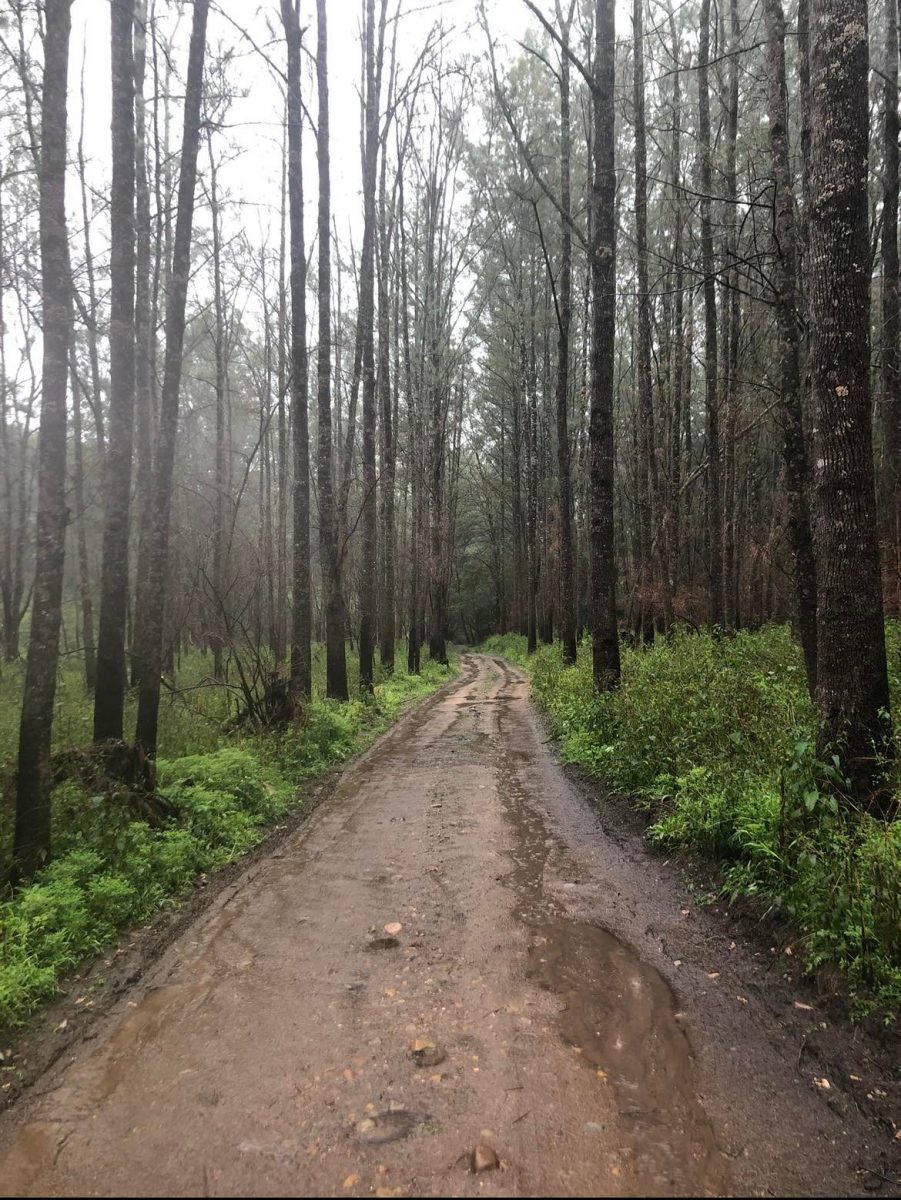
xmin=0 ymin=0 xmax=899 ymax=1177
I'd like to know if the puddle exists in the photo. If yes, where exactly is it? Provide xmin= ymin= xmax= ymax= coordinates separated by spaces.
xmin=495 ymin=738 xmax=729 ymax=1196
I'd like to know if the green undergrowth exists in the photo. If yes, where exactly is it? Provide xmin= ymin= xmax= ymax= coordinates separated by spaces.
xmin=481 ymin=626 xmax=901 ymax=1016
xmin=0 ymin=648 xmax=457 ymax=1030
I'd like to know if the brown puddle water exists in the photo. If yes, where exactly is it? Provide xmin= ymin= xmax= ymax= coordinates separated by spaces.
xmin=495 ymin=728 xmax=729 ymax=1197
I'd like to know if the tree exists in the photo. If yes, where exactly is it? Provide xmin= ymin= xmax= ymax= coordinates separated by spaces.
xmin=555 ymin=0 xmax=576 ymax=666
xmin=317 ymin=0 xmax=348 ymax=699
xmin=93 ymin=0 xmax=136 ymax=742
xmin=763 ymin=0 xmax=818 ymax=695
xmin=12 ymin=0 xmax=73 ymax=882
xmin=134 ymin=0 xmax=210 ymax=757
xmin=882 ymin=0 xmax=900 ymax=615
xmin=697 ymin=0 xmax=723 ymax=628
xmin=282 ymin=0 xmax=312 ymax=703
xmin=807 ymin=0 xmax=894 ymax=813
xmin=588 ymin=0 xmax=621 ymax=690
xmin=358 ymin=0 xmax=386 ymax=691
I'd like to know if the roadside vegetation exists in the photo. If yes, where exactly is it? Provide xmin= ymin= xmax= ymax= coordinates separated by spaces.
xmin=482 ymin=628 xmax=901 ymax=1015
xmin=0 ymin=647 xmax=456 ymax=1029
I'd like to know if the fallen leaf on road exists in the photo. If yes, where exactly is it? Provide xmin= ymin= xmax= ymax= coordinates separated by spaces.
xmin=342 ymin=1174 xmax=360 ymax=1189
xmin=471 ymin=1143 xmax=499 ymax=1172
xmin=384 ymin=988 xmax=398 ymax=998
xmin=384 ymin=923 xmax=403 ymax=937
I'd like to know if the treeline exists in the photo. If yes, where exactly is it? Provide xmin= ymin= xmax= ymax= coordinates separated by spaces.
xmin=461 ymin=0 xmax=897 ymax=817
xmin=0 ymin=0 xmax=897 ymax=882
xmin=2 ymin=0 xmax=473 ymax=881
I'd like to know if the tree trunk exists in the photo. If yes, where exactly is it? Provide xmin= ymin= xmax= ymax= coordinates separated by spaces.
xmin=317 ymin=0 xmax=348 ymax=700
xmin=698 ymin=0 xmax=724 ymax=628
xmin=133 ymin=0 xmax=210 ymax=757
xmin=130 ymin=0 xmax=154 ymax=689
xmin=807 ymin=0 xmax=894 ymax=813
xmin=282 ymin=0 xmax=312 ymax=703
xmin=12 ymin=0 xmax=73 ymax=883
xmin=763 ymin=0 xmax=818 ymax=695
xmin=882 ymin=0 xmax=901 ymax=616
xmin=359 ymin=0 xmax=384 ymax=690
xmin=94 ymin=0 xmax=136 ymax=742
xmin=588 ymin=0 xmax=621 ymax=689
xmin=633 ymin=0 xmax=657 ymax=642
xmin=556 ymin=0 xmax=577 ymax=665
xmin=68 ymin=347 xmax=97 ymax=692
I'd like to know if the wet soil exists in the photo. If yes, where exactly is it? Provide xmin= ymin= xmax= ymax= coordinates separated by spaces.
xmin=0 ymin=654 xmax=897 ymax=1197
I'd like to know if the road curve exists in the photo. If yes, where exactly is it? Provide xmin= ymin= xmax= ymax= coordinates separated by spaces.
xmin=0 ymin=654 xmax=886 ymax=1197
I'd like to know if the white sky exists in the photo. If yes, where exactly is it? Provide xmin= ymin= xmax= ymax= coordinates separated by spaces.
xmin=68 ymin=0 xmax=539 ymax=266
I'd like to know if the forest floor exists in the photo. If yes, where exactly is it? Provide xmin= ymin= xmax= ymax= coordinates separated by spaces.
xmin=0 ymin=653 xmax=898 ymax=1198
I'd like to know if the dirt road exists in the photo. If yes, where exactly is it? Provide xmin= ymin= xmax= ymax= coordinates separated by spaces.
xmin=0 ymin=655 xmax=895 ymax=1197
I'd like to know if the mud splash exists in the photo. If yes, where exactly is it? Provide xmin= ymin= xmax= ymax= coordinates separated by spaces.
xmin=494 ymin=697 xmax=729 ymax=1196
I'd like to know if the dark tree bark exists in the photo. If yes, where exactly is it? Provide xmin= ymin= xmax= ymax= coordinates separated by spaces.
xmin=698 ymin=0 xmax=724 ymax=628
xmin=632 ymin=0 xmax=657 ymax=642
xmin=882 ymin=0 xmax=901 ymax=615
xmin=282 ymin=0 xmax=312 ymax=702
xmin=68 ymin=347 xmax=97 ymax=692
xmin=377 ymin=140 xmax=396 ymax=674
xmin=556 ymin=0 xmax=577 ymax=665
xmin=807 ymin=0 xmax=894 ymax=813
xmin=763 ymin=0 xmax=818 ymax=695
xmin=317 ymin=0 xmax=348 ymax=700
xmin=131 ymin=0 xmax=154 ymax=688
xmin=721 ymin=0 xmax=741 ymax=631
xmin=94 ymin=0 xmax=136 ymax=742
xmin=12 ymin=0 xmax=73 ymax=883
xmin=359 ymin=0 xmax=386 ymax=690
xmin=588 ymin=0 xmax=621 ymax=689
xmin=134 ymin=0 xmax=210 ymax=757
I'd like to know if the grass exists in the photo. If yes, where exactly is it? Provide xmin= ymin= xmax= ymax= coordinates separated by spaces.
xmin=0 ymin=644 xmax=457 ymax=1030
xmin=481 ymin=625 xmax=901 ymax=1016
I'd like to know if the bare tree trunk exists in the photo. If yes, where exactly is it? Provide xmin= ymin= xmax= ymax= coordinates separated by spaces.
xmin=131 ymin=0 xmax=154 ymax=688
xmin=282 ymin=0 xmax=312 ymax=702
xmin=12 ymin=0 xmax=73 ymax=884
xmin=68 ymin=347 xmax=96 ymax=692
xmin=556 ymin=0 xmax=577 ymax=665
xmin=377 ymin=143 xmax=396 ymax=673
xmin=698 ymin=0 xmax=724 ymax=628
xmin=359 ymin=0 xmax=386 ymax=690
xmin=720 ymin=0 xmax=740 ymax=630
xmin=807 ymin=0 xmax=894 ymax=813
xmin=317 ymin=0 xmax=348 ymax=700
xmin=764 ymin=0 xmax=818 ymax=695
xmin=207 ymin=139 xmax=227 ymax=681
xmin=633 ymin=0 xmax=657 ymax=642
xmin=589 ymin=0 xmax=621 ymax=689
xmin=94 ymin=0 xmax=136 ymax=742
xmin=882 ymin=0 xmax=901 ymax=616
xmin=134 ymin=0 xmax=210 ymax=756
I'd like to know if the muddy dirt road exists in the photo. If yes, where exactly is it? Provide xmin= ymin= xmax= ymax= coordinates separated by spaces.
xmin=0 ymin=655 xmax=895 ymax=1197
